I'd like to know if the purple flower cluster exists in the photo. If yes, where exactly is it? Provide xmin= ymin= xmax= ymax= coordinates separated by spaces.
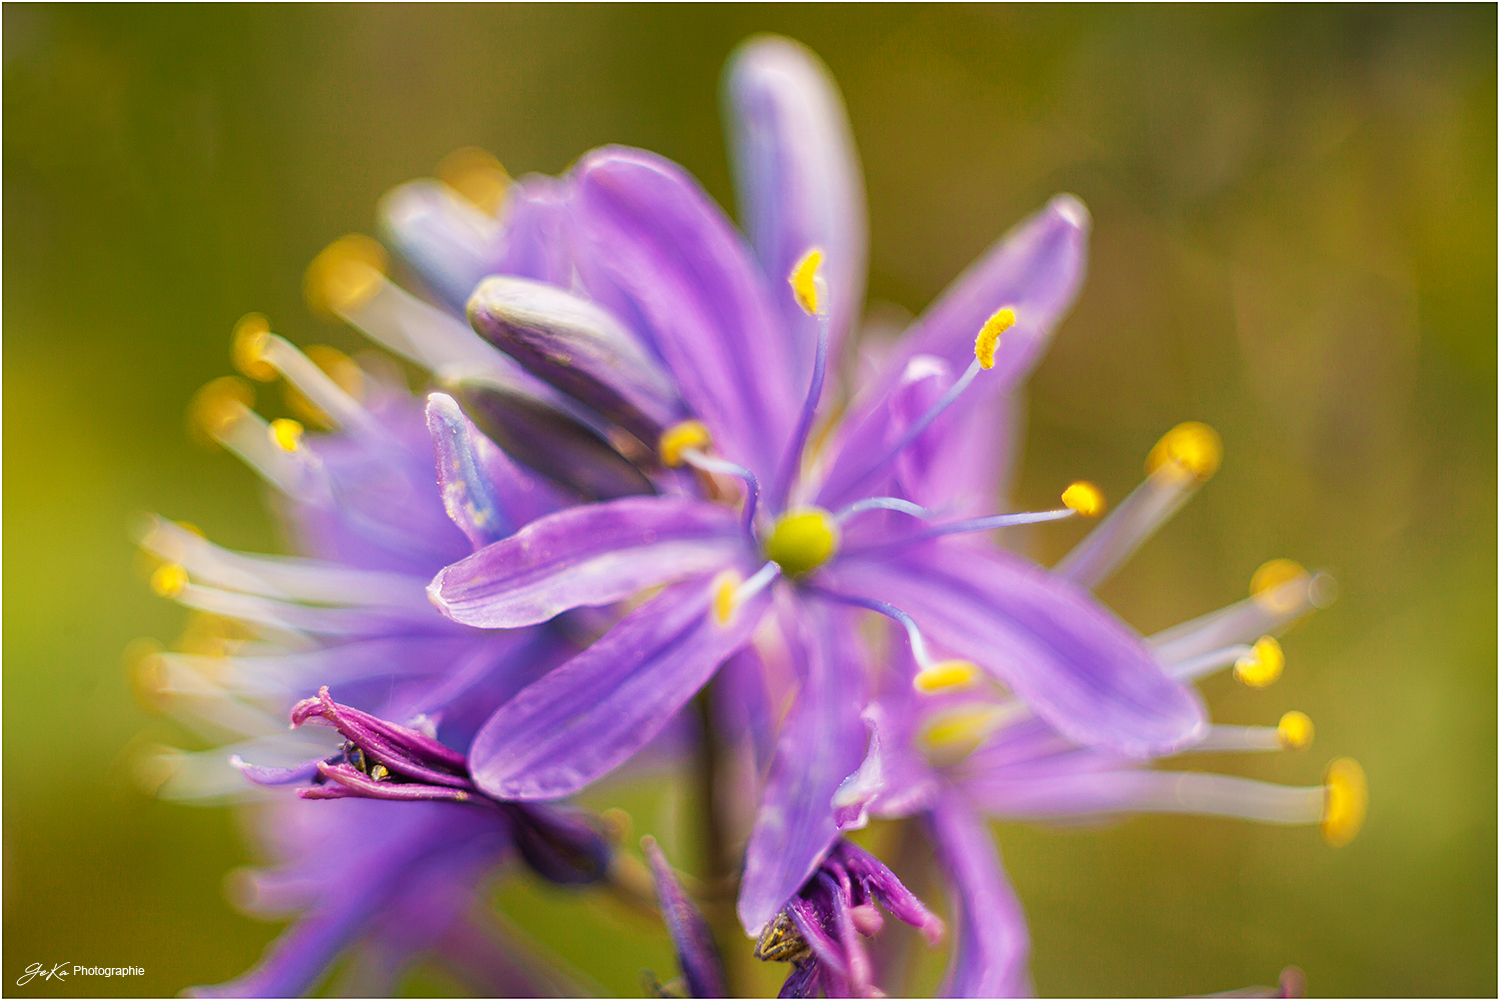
xmin=140 ymin=34 xmax=1363 ymax=998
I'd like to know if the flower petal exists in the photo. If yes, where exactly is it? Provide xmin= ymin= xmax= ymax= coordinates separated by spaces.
xmin=724 ymin=35 xmax=867 ymax=382
xmin=568 ymin=146 xmax=798 ymax=484
xmin=644 ymin=836 xmax=728 ymax=999
xmin=738 ymin=596 xmax=869 ymax=936
xmin=468 ymin=572 xmax=771 ymax=799
xmin=430 ymin=496 xmax=742 ymax=629
xmin=822 ymin=543 xmax=1206 ymax=758
xmin=928 ymin=790 xmax=1031 ymax=998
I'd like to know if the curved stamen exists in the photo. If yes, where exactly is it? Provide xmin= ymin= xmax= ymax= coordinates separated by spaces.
xmin=809 ymin=587 xmax=983 ymax=695
xmin=771 ymin=250 xmax=831 ymax=514
xmin=233 ymin=317 xmax=382 ymax=438
xmin=682 ymin=447 xmax=761 ymax=536
xmin=842 ymin=482 xmax=1102 ymax=546
xmin=712 ymin=561 xmax=782 ymax=626
xmin=833 ymin=496 xmax=931 ymax=523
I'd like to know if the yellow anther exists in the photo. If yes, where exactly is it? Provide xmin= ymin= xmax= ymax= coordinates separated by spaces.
xmin=1233 ymin=636 xmax=1284 ymax=688
xmin=659 ymin=420 xmax=712 ymax=468
xmin=764 ymin=509 xmax=839 ymax=579
xmin=1250 ymin=558 xmax=1310 ymax=614
xmin=974 ymin=307 xmax=1016 ymax=370
xmin=231 ymin=313 xmax=277 ymax=381
xmin=437 ymin=147 xmax=511 ymax=216
xmin=913 ymin=660 xmax=982 ymax=694
xmin=369 ymin=763 xmax=389 ymax=781
xmin=454 ymin=790 xmax=470 ymax=802
xmin=789 ymin=247 xmax=824 ymax=316
xmin=1277 ymin=711 xmax=1314 ymax=750
xmin=920 ymin=709 xmax=998 ymax=753
xmin=1145 ymin=421 xmax=1222 ymax=481
xmin=269 ymin=418 xmax=304 ymax=453
xmin=188 ymin=376 xmax=254 ymax=444
xmin=305 ymin=234 xmax=388 ymax=319
xmin=1060 ymin=480 xmax=1106 ymax=517
xmin=1321 ymin=757 xmax=1367 ymax=847
xmin=712 ymin=570 xmax=741 ymax=626
xmin=150 ymin=563 xmax=189 ymax=598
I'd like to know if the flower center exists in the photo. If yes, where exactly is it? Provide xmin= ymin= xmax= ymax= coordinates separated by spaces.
xmin=763 ymin=508 xmax=839 ymax=578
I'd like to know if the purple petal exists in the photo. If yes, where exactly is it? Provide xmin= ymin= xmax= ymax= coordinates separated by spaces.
xmin=429 ymin=496 xmax=743 ymax=629
xmin=567 ymin=146 xmax=798 ymax=484
xmin=738 ymin=596 xmax=869 ymax=936
xmin=821 ymin=543 xmax=1206 ymax=759
xmin=502 ymin=804 xmax=612 ymax=886
xmin=927 ymin=791 xmax=1031 ymax=998
xmin=469 ymin=572 xmax=772 ymax=799
xmin=644 ymin=835 xmax=728 ymax=998
xmin=426 ymin=392 xmax=515 ymax=548
xmin=724 ymin=35 xmax=867 ymax=384
xmin=834 ymin=840 xmax=944 ymax=946
xmin=467 ymin=275 xmax=686 ymax=446
xmin=230 ymin=755 xmax=325 ymax=787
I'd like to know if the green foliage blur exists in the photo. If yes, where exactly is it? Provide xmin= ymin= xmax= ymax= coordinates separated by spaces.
xmin=5 ymin=5 xmax=1494 ymax=997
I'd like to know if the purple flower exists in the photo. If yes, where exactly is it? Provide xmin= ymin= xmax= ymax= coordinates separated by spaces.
xmin=829 ymin=449 xmax=1366 ymax=995
xmin=424 ymin=36 xmax=1206 ymax=942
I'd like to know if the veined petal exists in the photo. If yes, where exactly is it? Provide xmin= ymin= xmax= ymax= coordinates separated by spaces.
xmin=928 ymin=791 xmax=1031 ymax=998
xmin=430 ymin=496 xmax=742 ymax=629
xmin=469 ymin=572 xmax=772 ymax=799
xmin=724 ymin=34 xmax=867 ymax=382
xmin=467 ymin=275 xmax=686 ymax=445
xmin=568 ymin=146 xmax=798 ymax=484
xmin=823 ymin=544 xmax=1205 ymax=759
xmin=738 ymin=596 xmax=869 ymax=936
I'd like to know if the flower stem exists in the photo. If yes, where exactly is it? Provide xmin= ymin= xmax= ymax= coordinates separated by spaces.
xmin=694 ymin=685 xmax=745 ymax=996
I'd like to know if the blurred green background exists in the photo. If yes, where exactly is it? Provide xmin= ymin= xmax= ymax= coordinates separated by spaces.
xmin=5 ymin=4 xmax=1494 ymax=997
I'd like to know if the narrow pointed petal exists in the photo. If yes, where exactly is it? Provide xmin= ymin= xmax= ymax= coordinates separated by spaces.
xmin=429 ymin=496 xmax=742 ymax=629
xmin=822 ymin=543 xmax=1206 ymax=759
xmin=568 ymin=146 xmax=798 ymax=483
xmin=928 ymin=791 xmax=1031 ymax=998
xmin=644 ymin=836 xmax=728 ymax=999
xmin=738 ymin=597 xmax=869 ymax=936
xmin=427 ymin=392 xmax=514 ymax=548
xmin=725 ymin=35 xmax=867 ymax=380
xmin=447 ymin=377 xmax=656 ymax=500
xmin=468 ymin=275 xmax=686 ymax=445
xmin=469 ymin=572 xmax=772 ymax=799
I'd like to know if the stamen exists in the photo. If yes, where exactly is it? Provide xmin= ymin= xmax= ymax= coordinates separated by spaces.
xmin=1060 ymin=480 xmax=1106 ymax=517
xmin=772 ymin=249 xmax=832 ymax=513
xmin=231 ymin=313 xmax=277 ymax=381
xmin=244 ymin=328 xmax=380 ymax=436
xmin=1277 ymin=711 xmax=1314 ymax=750
xmin=1233 ymin=636 xmax=1285 ymax=688
xmin=912 ymin=660 xmax=982 ymax=694
xmin=1168 ymin=643 xmax=1254 ymax=683
xmin=1251 ymin=559 xmax=1317 ymax=614
xmin=305 ymin=234 xmax=389 ymax=320
xmin=919 ymin=703 xmax=1027 ymax=764
xmin=436 ymin=147 xmax=511 ymax=216
xmin=187 ymin=376 xmax=255 ymax=446
xmin=789 ymin=247 xmax=825 ymax=317
xmin=150 ymin=563 xmax=189 ymax=598
xmin=1150 ymin=566 xmax=1335 ymax=664
xmin=1055 ymin=422 xmax=1224 ymax=590
xmin=659 ymin=420 xmax=713 ymax=468
xmin=834 ymin=307 xmax=1018 ymax=501
xmin=197 ymin=396 xmax=323 ymax=499
xmin=1185 ymin=724 xmax=1287 ymax=753
xmin=906 ymin=506 xmax=1075 ymax=542
xmin=681 ymin=446 xmax=761 ymax=535
xmin=973 ymin=306 xmax=1015 ymax=370
xmin=712 ymin=562 xmax=781 ymax=626
xmin=269 ymin=418 xmax=304 ymax=453
xmin=1321 ymin=757 xmax=1367 ymax=846
xmin=833 ymin=496 xmax=931 ymax=523
xmin=763 ymin=508 xmax=838 ymax=578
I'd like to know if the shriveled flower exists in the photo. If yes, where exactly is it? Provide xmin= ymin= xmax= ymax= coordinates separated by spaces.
xmin=424 ymin=36 xmax=1205 ymax=945
xmin=753 ymin=839 xmax=944 ymax=999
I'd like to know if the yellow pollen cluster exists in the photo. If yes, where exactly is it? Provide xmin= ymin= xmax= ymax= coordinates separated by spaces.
xmin=920 ymin=708 xmax=997 ymax=758
xmin=231 ymin=313 xmax=277 ymax=381
xmin=1061 ymin=481 xmax=1106 ymax=517
xmin=789 ymin=248 xmax=824 ymax=316
xmin=1321 ymin=757 xmax=1368 ymax=847
xmin=189 ymin=376 xmax=254 ymax=442
xmin=913 ymin=660 xmax=982 ymax=694
xmin=305 ymin=234 xmax=388 ymax=318
xmin=1146 ymin=421 xmax=1222 ymax=481
xmin=269 ymin=418 xmax=305 ymax=453
xmin=437 ymin=147 xmax=512 ymax=216
xmin=1233 ymin=636 xmax=1284 ymax=688
xmin=1250 ymin=558 xmax=1310 ymax=614
xmin=763 ymin=509 xmax=839 ymax=579
xmin=1277 ymin=710 xmax=1314 ymax=750
xmin=150 ymin=562 xmax=189 ymax=598
xmin=659 ymin=420 xmax=712 ymax=468
xmin=711 ymin=570 xmax=741 ymax=626
xmin=974 ymin=307 xmax=1016 ymax=370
